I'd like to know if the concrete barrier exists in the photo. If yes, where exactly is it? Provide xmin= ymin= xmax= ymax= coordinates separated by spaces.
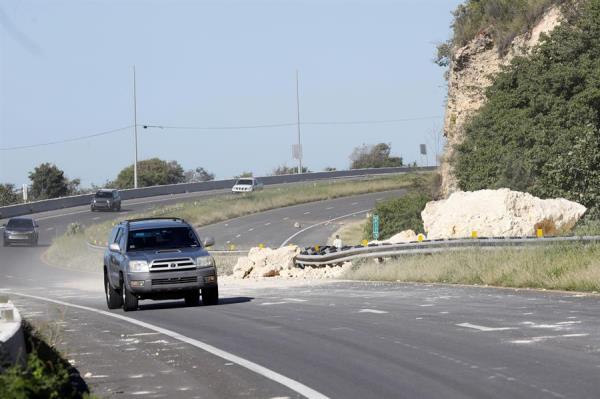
xmin=0 ymin=166 xmax=436 ymax=219
xmin=0 ymin=297 xmax=26 ymax=369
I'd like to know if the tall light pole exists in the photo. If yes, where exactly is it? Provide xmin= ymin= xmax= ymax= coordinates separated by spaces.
xmin=133 ymin=66 xmax=139 ymax=189
xmin=295 ymin=70 xmax=303 ymax=174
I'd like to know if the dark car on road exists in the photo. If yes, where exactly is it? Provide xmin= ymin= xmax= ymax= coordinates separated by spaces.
xmin=103 ymin=217 xmax=218 ymax=311
xmin=91 ymin=189 xmax=121 ymax=212
xmin=2 ymin=217 xmax=39 ymax=247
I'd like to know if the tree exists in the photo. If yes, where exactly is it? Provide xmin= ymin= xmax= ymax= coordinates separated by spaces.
xmin=455 ymin=0 xmax=600 ymax=218
xmin=271 ymin=165 xmax=310 ymax=175
xmin=184 ymin=167 xmax=215 ymax=183
xmin=0 ymin=184 xmax=19 ymax=206
xmin=28 ymin=163 xmax=76 ymax=199
xmin=113 ymin=158 xmax=185 ymax=189
xmin=234 ymin=172 xmax=253 ymax=179
xmin=350 ymin=143 xmax=403 ymax=169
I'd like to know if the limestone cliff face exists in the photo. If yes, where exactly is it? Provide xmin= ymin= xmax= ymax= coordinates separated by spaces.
xmin=440 ymin=6 xmax=563 ymax=197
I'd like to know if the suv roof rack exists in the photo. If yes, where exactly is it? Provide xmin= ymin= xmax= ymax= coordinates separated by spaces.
xmin=124 ymin=217 xmax=186 ymax=225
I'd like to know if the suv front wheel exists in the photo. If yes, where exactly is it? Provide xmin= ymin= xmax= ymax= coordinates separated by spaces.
xmin=105 ymin=276 xmax=123 ymax=309
xmin=123 ymin=285 xmax=139 ymax=311
xmin=202 ymin=287 xmax=219 ymax=306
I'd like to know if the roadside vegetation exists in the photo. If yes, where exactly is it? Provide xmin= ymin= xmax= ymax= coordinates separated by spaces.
xmin=436 ymin=0 xmax=567 ymax=65
xmin=0 ymin=322 xmax=92 ymax=399
xmin=328 ymin=219 xmax=368 ymax=246
xmin=344 ymin=243 xmax=600 ymax=292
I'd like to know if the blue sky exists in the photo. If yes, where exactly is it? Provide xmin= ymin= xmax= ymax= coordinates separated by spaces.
xmin=0 ymin=0 xmax=461 ymax=187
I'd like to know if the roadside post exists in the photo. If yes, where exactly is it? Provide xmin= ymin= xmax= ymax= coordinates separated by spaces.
xmin=373 ymin=214 xmax=380 ymax=240
xmin=537 ymin=228 xmax=544 ymax=238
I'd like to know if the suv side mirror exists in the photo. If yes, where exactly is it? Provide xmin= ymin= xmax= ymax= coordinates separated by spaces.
xmin=202 ymin=237 xmax=215 ymax=247
xmin=34 ymin=222 xmax=39 ymax=228
xmin=109 ymin=243 xmax=121 ymax=252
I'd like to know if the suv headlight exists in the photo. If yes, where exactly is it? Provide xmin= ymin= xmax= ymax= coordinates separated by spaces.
xmin=196 ymin=256 xmax=215 ymax=268
xmin=129 ymin=260 xmax=149 ymax=273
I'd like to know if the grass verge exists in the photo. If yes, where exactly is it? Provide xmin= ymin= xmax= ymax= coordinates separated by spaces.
xmin=0 ymin=321 xmax=93 ymax=399
xmin=328 ymin=219 xmax=368 ymax=246
xmin=85 ymin=173 xmax=425 ymax=245
xmin=343 ymin=244 xmax=600 ymax=292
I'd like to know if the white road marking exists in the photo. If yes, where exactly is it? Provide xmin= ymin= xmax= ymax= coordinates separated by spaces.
xmin=46 ymin=227 xmax=55 ymax=231
xmin=282 ymin=298 xmax=308 ymax=302
xmin=283 ymin=217 xmax=289 ymax=221
xmin=457 ymin=323 xmax=516 ymax=332
xmin=359 ymin=309 xmax=388 ymax=314
xmin=10 ymin=291 xmax=329 ymax=399
xmin=235 ymin=234 xmax=241 ymax=238
xmin=248 ymin=228 xmax=254 ymax=232
xmin=280 ymin=208 xmax=372 ymax=247
xmin=303 ymin=211 xmax=311 ymax=215
xmin=325 ymin=206 xmax=334 ymax=210
xmin=261 ymin=302 xmax=289 ymax=306
xmin=92 ymin=216 xmax=100 ymax=220
xmin=264 ymin=222 xmax=271 ymax=226
xmin=510 ymin=333 xmax=589 ymax=344
xmin=351 ymin=202 xmax=358 ymax=206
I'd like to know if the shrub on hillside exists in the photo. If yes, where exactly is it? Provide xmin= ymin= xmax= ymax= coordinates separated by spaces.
xmin=455 ymin=0 xmax=600 ymax=218
xmin=364 ymin=192 xmax=431 ymax=240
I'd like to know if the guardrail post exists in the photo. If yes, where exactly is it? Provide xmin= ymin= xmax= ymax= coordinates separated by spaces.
xmin=417 ymin=234 xmax=425 ymax=242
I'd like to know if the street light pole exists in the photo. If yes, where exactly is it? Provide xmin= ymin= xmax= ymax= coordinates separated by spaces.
xmin=295 ymin=70 xmax=302 ymax=174
xmin=133 ymin=66 xmax=138 ymax=189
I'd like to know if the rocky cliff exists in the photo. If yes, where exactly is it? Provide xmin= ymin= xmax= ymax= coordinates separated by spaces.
xmin=440 ymin=6 xmax=563 ymax=197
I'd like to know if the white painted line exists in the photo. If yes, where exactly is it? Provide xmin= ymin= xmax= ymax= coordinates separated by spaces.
xmin=280 ymin=209 xmax=371 ymax=248
xmin=235 ymin=234 xmax=241 ymax=238
xmin=92 ymin=216 xmax=100 ymax=221
xmin=46 ymin=227 xmax=55 ymax=231
xmin=9 ymin=292 xmax=328 ymax=399
xmin=264 ymin=222 xmax=271 ymax=226
xmin=359 ymin=309 xmax=388 ymax=314
xmin=303 ymin=211 xmax=311 ymax=215
xmin=325 ymin=207 xmax=334 ymax=210
xmin=457 ymin=323 xmax=516 ymax=332
xmin=248 ymin=228 xmax=254 ymax=232
xmin=351 ymin=202 xmax=358 ymax=206
xmin=282 ymin=298 xmax=308 ymax=302
xmin=261 ymin=302 xmax=289 ymax=306
xmin=283 ymin=217 xmax=289 ymax=221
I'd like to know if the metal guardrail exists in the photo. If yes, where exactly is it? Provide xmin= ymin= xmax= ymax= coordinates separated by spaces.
xmin=0 ymin=166 xmax=435 ymax=219
xmin=295 ymin=236 xmax=600 ymax=266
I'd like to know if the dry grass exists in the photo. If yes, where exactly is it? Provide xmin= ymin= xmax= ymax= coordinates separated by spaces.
xmin=328 ymin=219 xmax=368 ymax=246
xmin=85 ymin=174 xmax=423 ymax=244
xmin=344 ymin=244 xmax=600 ymax=292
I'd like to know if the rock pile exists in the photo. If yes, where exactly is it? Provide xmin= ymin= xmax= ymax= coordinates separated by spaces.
xmin=422 ymin=189 xmax=586 ymax=239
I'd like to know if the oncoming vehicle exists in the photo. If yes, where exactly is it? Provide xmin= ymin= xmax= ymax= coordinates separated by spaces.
xmin=232 ymin=177 xmax=263 ymax=193
xmin=91 ymin=189 xmax=121 ymax=212
xmin=103 ymin=217 xmax=218 ymax=311
xmin=2 ymin=217 xmax=39 ymax=247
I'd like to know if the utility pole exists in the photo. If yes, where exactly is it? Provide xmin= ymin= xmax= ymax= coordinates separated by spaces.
xmin=295 ymin=70 xmax=303 ymax=174
xmin=133 ymin=66 xmax=139 ymax=189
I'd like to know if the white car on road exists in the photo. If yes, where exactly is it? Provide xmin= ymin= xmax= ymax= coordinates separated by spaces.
xmin=232 ymin=178 xmax=263 ymax=193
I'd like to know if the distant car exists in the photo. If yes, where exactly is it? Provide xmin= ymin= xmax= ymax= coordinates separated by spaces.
xmin=103 ymin=217 xmax=218 ymax=311
xmin=232 ymin=177 xmax=263 ymax=193
xmin=91 ymin=189 xmax=121 ymax=212
xmin=2 ymin=217 xmax=39 ymax=247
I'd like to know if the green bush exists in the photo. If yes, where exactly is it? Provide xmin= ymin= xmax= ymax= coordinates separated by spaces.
xmin=455 ymin=0 xmax=600 ymax=219
xmin=439 ymin=0 xmax=564 ymax=57
xmin=364 ymin=192 xmax=431 ymax=240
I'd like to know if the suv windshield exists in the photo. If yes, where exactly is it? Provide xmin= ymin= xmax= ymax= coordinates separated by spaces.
xmin=7 ymin=219 xmax=34 ymax=228
xmin=95 ymin=191 xmax=113 ymax=198
xmin=236 ymin=179 xmax=253 ymax=185
xmin=127 ymin=227 xmax=200 ymax=251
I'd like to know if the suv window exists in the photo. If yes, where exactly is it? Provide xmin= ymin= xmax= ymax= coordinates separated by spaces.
xmin=113 ymin=227 xmax=124 ymax=245
xmin=95 ymin=191 xmax=113 ymax=198
xmin=7 ymin=219 xmax=34 ymax=228
xmin=127 ymin=227 xmax=200 ymax=251
xmin=236 ymin=179 xmax=253 ymax=185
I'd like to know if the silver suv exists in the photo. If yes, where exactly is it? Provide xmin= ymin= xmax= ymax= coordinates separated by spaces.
xmin=103 ymin=217 xmax=218 ymax=311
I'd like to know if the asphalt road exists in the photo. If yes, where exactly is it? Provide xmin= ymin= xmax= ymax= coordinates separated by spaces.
xmin=1 ymin=188 xmax=600 ymax=398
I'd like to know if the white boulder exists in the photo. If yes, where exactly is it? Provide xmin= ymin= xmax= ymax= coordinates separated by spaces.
xmin=233 ymin=245 xmax=302 ymax=279
xmin=422 ymin=188 xmax=587 ymax=239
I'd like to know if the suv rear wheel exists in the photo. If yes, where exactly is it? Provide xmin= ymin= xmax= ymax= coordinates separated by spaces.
xmin=202 ymin=287 xmax=219 ymax=306
xmin=123 ymin=285 xmax=139 ymax=311
xmin=105 ymin=275 xmax=123 ymax=309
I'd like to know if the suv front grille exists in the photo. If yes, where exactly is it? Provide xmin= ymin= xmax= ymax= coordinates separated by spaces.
xmin=151 ymin=276 xmax=198 ymax=286
xmin=150 ymin=257 xmax=195 ymax=272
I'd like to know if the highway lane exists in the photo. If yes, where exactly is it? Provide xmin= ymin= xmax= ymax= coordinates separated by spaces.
xmin=2 ymin=190 xmax=600 ymax=398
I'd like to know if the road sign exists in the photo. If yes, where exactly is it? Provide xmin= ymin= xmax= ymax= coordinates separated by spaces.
xmin=292 ymin=144 xmax=303 ymax=160
xmin=373 ymin=214 xmax=380 ymax=240
xmin=420 ymin=144 xmax=427 ymax=155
